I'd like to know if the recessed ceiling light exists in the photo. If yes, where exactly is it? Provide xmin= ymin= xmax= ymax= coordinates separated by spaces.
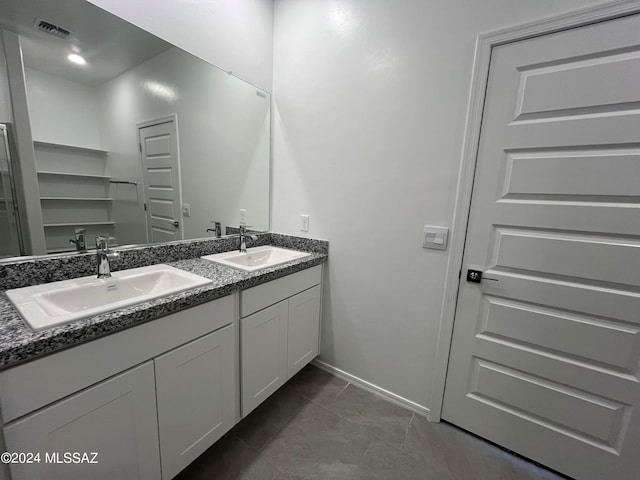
xmin=67 ymin=53 xmax=86 ymax=65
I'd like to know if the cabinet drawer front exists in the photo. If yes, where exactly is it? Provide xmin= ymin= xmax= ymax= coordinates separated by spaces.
xmin=155 ymin=324 xmax=236 ymax=480
xmin=241 ymin=300 xmax=288 ymax=416
xmin=0 ymin=294 xmax=234 ymax=423
xmin=241 ymin=265 xmax=321 ymax=317
xmin=287 ymin=285 xmax=321 ymax=378
xmin=3 ymin=362 xmax=160 ymax=480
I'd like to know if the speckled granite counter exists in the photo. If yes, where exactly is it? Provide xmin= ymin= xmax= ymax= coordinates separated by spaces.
xmin=0 ymin=234 xmax=327 ymax=370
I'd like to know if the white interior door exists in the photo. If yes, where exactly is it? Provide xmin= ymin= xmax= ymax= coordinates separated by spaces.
xmin=443 ymin=14 xmax=640 ymax=480
xmin=139 ymin=118 xmax=183 ymax=243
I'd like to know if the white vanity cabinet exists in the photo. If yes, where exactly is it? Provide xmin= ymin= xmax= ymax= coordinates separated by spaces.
xmin=287 ymin=285 xmax=322 ymax=377
xmin=0 ymin=261 xmax=325 ymax=479
xmin=0 ymin=295 xmax=237 ymax=480
xmin=241 ymin=300 xmax=289 ymax=415
xmin=3 ymin=362 xmax=161 ymax=480
xmin=241 ymin=265 xmax=322 ymax=416
xmin=155 ymin=324 xmax=236 ymax=480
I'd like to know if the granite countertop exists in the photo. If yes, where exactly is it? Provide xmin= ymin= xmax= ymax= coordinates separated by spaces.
xmin=0 ymin=251 xmax=327 ymax=370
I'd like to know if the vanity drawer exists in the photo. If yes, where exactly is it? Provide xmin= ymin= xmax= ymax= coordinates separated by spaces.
xmin=240 ymin=265 xmax=321 ymax=317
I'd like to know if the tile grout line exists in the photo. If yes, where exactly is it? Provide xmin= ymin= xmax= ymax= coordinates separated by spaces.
xmin=336 ymin=380 xmax=351 ymax=399
xmin=402 ymin=412 xmax=416 ymax=449
xmin=264 ymin=456 xmax=290 ymax=480
xmin=299 ymin=380 xmax=349 ymax=412
xmin=310 ymin=396 xmax=413 ymax=455
xmin=300 ymin=376 xmax=416 ymax=453
xmin=237 ymin=426 xmax=292 ymax=479
xmin=254 ymin=392 xmax=313 ymax=453
xmin=355 ymin=435 xmax=375 ymax=470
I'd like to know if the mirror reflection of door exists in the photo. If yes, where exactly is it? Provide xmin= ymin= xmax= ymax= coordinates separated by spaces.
xmin=138 ymin=117 xmax=183 ymax=244
xmin=0 ymin=124 xmax=24 ymax=258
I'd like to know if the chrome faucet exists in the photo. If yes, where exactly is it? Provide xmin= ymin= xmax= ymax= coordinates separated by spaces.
xmin=238 ymin=225 xmax=258 ymax=253
xmin=206 ymin=221 xmax=222 ymax=238
xmin=239 ymin=225 xmax=249 ymax=253
xmin=96 ymin=236 xmax=119 ymax=279
xmin=69 ymin=228 xmax=86 ymax=252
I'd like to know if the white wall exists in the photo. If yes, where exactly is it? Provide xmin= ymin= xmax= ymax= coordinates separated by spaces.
xmin=0 ymin=48 xmax=20 ymax=256
xmin=271 ymin=0 xmax=615 ymax=412
xmin=2 ymin=31 xmax=47 ymax=255
xmin=0 ymin=36 xmax=12 ymax=124
xmin=24 ymin=68 xmax=102 ymax=149
xmin=87 ymin=0 xmax=274 ymax=92
xmin=98 ymin=47 xmax=270 ymax=244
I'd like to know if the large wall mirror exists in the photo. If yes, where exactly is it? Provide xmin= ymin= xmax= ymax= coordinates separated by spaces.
xmin=0 ymin=0 xmax=270 ymax=258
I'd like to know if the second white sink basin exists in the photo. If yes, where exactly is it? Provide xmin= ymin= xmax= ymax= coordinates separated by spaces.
xmin=6 ymin=264 xmax=213 ymax=331
xmin=202 ymin=246 xmax=311 ymax=272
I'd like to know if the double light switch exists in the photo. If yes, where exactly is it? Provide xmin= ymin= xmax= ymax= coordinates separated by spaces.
xmin=422 ymin=226 xmax=449 ymax=250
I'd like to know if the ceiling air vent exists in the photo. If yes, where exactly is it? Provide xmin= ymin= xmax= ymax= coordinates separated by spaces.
xmin=33 ymin=18 xmax=71 ymax=39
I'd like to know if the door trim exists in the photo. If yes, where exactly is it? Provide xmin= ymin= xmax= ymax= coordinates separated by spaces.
xmin=429 ymin=0 xmax=640 ymax=422
xmin=136 ymin=113 xmax=184 ymax=242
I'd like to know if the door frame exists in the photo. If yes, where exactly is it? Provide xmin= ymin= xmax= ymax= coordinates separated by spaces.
xmin=0 ymin=123 xmax=25 ymax=257
xmin=429 ymin=0 xmax=640 ymax=422
xmin=136 ymin=113 xmax=184 ymax=243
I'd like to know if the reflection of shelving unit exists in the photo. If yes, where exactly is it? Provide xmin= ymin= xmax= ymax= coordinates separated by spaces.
xmin=43 ymin=221 xmax=116 ymax=228
xmin=37 ymin=171 xmax=111 ymax=179
xmin=34 ymin=141 xmax=113 ymax=253
xmin=41 ymin=197 xmax=114 ymax=201
xmin=33 ymin=141 xmax=108 ymax=155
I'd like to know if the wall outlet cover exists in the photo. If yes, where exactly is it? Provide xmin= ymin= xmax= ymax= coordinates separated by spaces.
xmin=300 ymin=214 xmax=310 ymax=232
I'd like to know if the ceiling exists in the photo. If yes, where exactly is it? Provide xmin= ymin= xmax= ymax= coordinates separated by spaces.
xmin=0 ymin=0 xmax=172 ymax=87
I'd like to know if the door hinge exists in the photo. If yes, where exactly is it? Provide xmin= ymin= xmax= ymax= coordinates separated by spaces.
xmin=139 ymin=143 xmax=142 ymax=153
xmin=458 ymin=270 xmax=462 ymax=279
xmin=143 ymin=202 xmax=147 ymax=211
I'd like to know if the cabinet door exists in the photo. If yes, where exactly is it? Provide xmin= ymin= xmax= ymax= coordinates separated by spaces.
xmin=241 ymin=300 xmax=288 ymax=416
xmin=3 ymin=362 xmax=160 ymax=480
xmin=287 ymin=285 xmax=321 ymax=378
xmin=155 ymin=324 xmax=236 ymax=480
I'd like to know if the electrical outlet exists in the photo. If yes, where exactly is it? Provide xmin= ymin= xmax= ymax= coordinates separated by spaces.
xmin=300 ymin=214 xmax=310 ymax=232
xmin=239 ymin=209 xmax=247 ymax=224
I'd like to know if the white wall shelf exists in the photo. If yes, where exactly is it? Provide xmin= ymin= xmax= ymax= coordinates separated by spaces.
xmin=40 ymin=197 xmax=114 ymax=201
xmin=34 ymin=142 xmax=114 ymax=252
xmin=37 ymin=171 xmax=111 ymax=180
xmin=33 ymin=140 xmax=109 ymax=155
xmin=43 ymin=221 xmax=116 ymax=228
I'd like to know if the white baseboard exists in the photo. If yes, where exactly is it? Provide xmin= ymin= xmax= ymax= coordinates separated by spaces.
xmin=311 ymin=359 xmax=431 ymax=418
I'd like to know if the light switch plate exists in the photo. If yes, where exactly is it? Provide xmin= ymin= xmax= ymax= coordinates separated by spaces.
xmin=423 ymin=226 xmax=448 ymax=250
xmin=182 ymin=204 xmax=191 ymax=217
xmin=240 ymin=209 xmax=247 ymax=224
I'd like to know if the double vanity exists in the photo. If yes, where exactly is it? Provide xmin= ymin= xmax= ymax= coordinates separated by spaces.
xmin=0 ymin=233 xmax=327 ymax=480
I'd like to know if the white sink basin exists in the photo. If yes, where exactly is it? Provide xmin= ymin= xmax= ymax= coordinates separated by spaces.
xmin=202 ymin=246 xmax=311 ymax=272
xmin=6 ymin=264 xmax=213 ymax=331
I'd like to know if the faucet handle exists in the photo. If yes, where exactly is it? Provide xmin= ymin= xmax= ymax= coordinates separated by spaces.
xmin=69 ymin=228 xmax=87 ymax=251
xmin=207 ymin=221 xmax=223 ymax=238
xmin=95 ymin=236 xmax=108 ymax=250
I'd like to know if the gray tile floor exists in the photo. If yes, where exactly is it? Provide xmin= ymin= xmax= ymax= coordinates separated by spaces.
xmin=175 ymin=365 xmax=567 ymax=480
